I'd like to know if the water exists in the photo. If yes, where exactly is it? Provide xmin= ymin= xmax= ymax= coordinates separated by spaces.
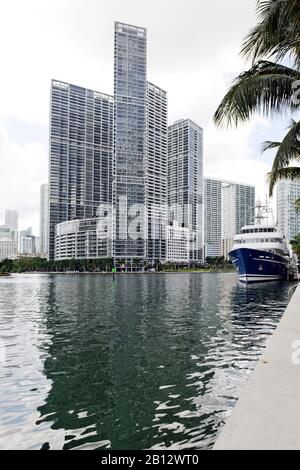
xmin=0 ymin=273 xmax=290 ymax=450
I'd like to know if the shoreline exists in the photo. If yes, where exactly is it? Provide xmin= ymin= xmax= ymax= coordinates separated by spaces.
xmin=4 ymin=270 xmax=235 ymax=275
xmin=214 ymin=283 xmax=300 ymax=450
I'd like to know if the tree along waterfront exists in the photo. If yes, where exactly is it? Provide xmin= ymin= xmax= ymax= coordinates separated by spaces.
xmin=0 ymin=256 xmax=234 ymax=274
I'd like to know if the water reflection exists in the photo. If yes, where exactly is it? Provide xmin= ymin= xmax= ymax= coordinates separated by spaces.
xmin=0 ymin=273 xmax=290 ymax=449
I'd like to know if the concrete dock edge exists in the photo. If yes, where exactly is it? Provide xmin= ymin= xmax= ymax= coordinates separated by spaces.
xmin=214 ymin=284 xmax=300 ymax=450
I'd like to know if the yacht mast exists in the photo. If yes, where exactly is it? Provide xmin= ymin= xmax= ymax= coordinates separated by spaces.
xmin=255 ymin=200 xmax=264 ymax=225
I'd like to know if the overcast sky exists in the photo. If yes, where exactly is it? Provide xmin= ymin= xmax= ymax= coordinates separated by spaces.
xmin=0 ymin=0 xmax=289 ymax=234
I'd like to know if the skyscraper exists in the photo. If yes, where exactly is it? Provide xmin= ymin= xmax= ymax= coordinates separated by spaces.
xmin=4 ymin=210 xmax=18 ymax=243
xmin=204 ymin=178 xmax=222 ymax=257
xmin=113 ymin=22 xmax=147 ymax=262
xmin=277 ymin=178 xmax=300 ymax=241
xmin=168 ymin=119 xmax=204 ymax=262
xmin=48 ymin=80 xmax=114 ymax=259
xmin=5 ymin=210 xmax=18 ymax=231
xmin=204 ymin=177 xmax=255 ymax=258
xmin=40 ymin=184 xmax=48 ymax=257
xmin=145 ymin=82 xmax=168 ymax=262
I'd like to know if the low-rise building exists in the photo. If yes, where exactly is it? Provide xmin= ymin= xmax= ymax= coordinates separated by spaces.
xmin=0 ymin=240 xmax=18 ymax=261
xmin=55 ymin=218 xmax=112 ymax=260
xmin=166 ymin=223 xmax=190 ymax=263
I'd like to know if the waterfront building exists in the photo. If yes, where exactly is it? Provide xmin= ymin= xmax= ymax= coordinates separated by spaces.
xmin=19 ymin=227 xmax=32 ymax=252
xmin=0 ymin=239 xmax=17 ymax=261
xmin=166 ymin=223 xmax=189 ymax=263
xmin=48 ymin=80 xmax=114 ymax=259
xmin=204 ymin=178 xmax=222 ymax=257
xmin=55 ymin=218 xmax=112 ymax=260
xmin=113 ymin=22 xmax=169 ymax=265
xmin=277 ymin=178 xmax=300 ymax=241
xmin=113 ymin=22 xmax=147 ymax=262
xmin=0 ymin=225 xmax=11 ymax=240
xmin=168 ymin=119 xmax=204 ymax=262
xmin=20 ymin=235 xmax=36 ymax=255
xmin=0 ymin=223 xmax=17 ymax=260
xmin=204 ymin=178 xmax=255 ymax=258
xmin=145 ymin=82 xmax=168 ymax=262
xmin=40 ymin=184 xmax=48 ymax=257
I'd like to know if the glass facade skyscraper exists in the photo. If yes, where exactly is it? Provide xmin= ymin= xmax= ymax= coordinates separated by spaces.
xmin=48 ymin=80 xmax=114 ymax=259
xmin=113 ymin=22 xmax=147 ymax=261
xmin=168 ymin=119 xmax=204 ymax=262
xmin=146 ymin=82 xmax=168 ymax=262
xmin=39 ymin=183 xmax=48 ymax=257
xmin=204 ymin=178 xmax=223 ymax=257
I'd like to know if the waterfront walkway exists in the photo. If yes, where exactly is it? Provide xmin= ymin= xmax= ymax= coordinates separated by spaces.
xmin=214 ymin=284 xmax=300 ymax=450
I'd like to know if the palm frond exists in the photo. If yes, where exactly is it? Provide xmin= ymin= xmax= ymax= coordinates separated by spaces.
xmin=261 ymin=140 xmax=281 ymax=152
xmin=214 ymin=61 xmax=300 ymax=127
xmin=241 ymin=0 xmax=300 ymax=65
xmin=263 ymin=119 xmax=300 ymax=171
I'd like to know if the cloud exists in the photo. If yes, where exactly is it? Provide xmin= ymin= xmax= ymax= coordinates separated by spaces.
xmin=0 ymin=123 xmax=47 ymax=233
xmin=205 ymin=121 xmax=271 ymax=192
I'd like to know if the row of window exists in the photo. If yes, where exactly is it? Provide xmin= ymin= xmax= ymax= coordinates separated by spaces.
xmin=241 ymin=228 xmax=276 ymax=234
xmin=235 ymin=238 xmax=281 ymax=244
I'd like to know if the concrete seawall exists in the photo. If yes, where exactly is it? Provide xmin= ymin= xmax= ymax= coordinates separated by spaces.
xmin=214 ymin=284 xmax=300 ymax=450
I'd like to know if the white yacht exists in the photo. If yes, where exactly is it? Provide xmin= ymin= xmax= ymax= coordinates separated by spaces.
xmin=229 ymin=202 xmax=293 ymax=283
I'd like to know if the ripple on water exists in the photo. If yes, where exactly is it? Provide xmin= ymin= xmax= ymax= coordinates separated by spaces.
xmin=0 ymin=273 xmax=290 ymax=449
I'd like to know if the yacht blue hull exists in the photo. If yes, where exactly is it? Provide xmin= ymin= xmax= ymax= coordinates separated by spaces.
xmin=229 ymin=247 xmax=289 ymax=283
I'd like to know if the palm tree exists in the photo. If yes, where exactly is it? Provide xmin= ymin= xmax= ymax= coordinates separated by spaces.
xmin=214 ymin=0 xmax=300 ymax=199
xmin=291 ymin=233 xmax=300 ymax=256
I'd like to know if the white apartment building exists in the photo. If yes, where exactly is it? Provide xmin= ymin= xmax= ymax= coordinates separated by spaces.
xmin=20 ymin=236 xmax=36 ymax=255
xmin=166 ymin=223 xmax=190 ymax=263
xmin=204 ymin=178 xmax=255 ymax=259
xmin=277 ymin=178 xmax=300 ymax=241
xmin=168 ymin=119 xmax=204 ymax=263
xmin=55 ymin=218 xmax=112 ymax=260
xmin=204 ymin=179 xmax=222 ymax=257
xmin=0 ymin=240 xmax=18 ymax=261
